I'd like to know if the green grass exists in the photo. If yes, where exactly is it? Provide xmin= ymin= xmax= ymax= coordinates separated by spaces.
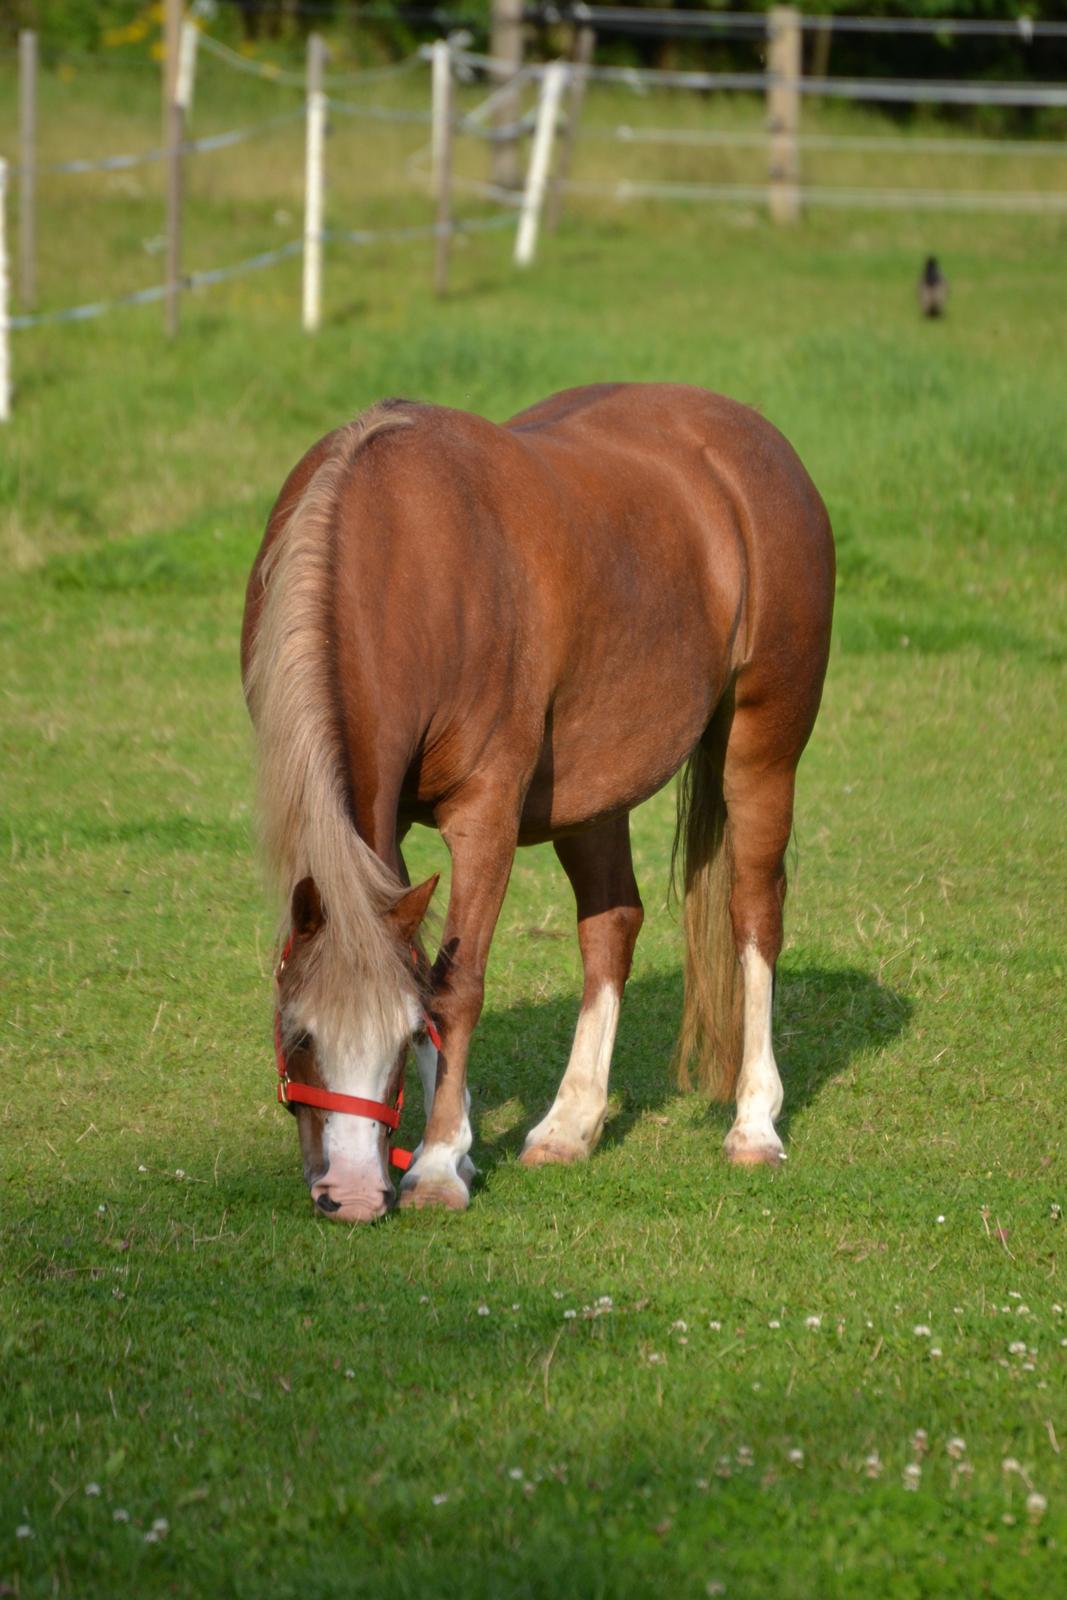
xmin=1 ymin=56 xmax=1065 ymax=1600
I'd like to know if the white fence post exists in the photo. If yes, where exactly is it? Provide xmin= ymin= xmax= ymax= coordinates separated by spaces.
xmin=1 ymin=160 xmax=11 ymax=423
xmin=515 ymin=63 xmax=566 ymax=268
xmin=302 ymin=33 xmax=327 ymax=333
xmin=431 ymin=40 xmax=454 ymax=298
xmin=176 ymin=19 xmax=200 ymax=119
xmin=18 ymin=30 xmax=36 ymax=312
xmin=163 ymin=0 xmax=184 ymax=337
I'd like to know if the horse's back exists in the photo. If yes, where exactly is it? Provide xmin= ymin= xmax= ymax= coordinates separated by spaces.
xmin=246 ymin=386 xmax=833 ymax=840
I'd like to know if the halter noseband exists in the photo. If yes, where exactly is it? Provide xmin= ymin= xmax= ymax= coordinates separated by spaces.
xmin=272 ymin=936 xmax=442 ymax=1174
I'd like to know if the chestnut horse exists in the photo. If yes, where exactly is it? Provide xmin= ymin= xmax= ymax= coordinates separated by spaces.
xmin=241 ymin=384 xmax=834 ymax=1222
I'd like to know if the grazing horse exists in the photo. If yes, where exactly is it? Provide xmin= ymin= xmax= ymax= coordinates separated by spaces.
xmin=241 ymin=384 xmax=834 ymax=1222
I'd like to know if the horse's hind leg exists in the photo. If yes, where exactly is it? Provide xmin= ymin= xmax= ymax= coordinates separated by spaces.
xmin=721 ymin=714 xmax=803 ymax=1167
xmin=521 ymin=815 xmax=644 ymax=1166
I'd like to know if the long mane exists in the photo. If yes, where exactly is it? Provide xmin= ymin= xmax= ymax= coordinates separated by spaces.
xmin=244 ymin=405 xmax=420 ymax=1050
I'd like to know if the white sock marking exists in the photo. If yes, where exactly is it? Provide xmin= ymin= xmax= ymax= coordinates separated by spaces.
xmin=725 ymin=944 xmax=784 ymax=1161
xmin=525 ymin=983 xmax=621 ymax=1156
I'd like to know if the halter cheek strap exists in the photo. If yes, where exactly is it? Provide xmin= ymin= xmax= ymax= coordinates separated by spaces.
xmin=272 ymin=936 xmax=442 ymax=1175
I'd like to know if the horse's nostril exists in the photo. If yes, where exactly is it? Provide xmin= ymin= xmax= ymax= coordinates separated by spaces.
xmin=315 ymin=1192 xmax=342 ymax=1214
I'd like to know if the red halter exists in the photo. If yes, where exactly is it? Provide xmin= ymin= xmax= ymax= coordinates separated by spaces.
xmin=272 ymin=936 xmax=442 ymax=1174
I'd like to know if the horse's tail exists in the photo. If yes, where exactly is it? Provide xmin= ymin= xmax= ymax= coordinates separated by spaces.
xmin=671 ymin=730 xmax=743 ymax=1099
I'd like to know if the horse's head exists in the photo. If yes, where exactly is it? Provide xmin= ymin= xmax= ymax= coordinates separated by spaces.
xmin=274 ymin=872 xmax=439 ymax=1222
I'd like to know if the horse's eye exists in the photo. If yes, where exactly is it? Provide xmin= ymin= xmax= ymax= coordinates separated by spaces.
xmin=292 ymin=1032 xmax=312 ymax=1055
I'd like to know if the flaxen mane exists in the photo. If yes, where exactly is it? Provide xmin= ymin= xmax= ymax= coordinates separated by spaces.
xmin=244 ymin=405 xmax=421 ymax=1051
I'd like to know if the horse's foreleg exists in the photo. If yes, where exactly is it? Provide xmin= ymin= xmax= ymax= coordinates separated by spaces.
xmin=398 ymin=790 xmax=521 ymax=1212
xmin=521 ymin=816 xmax=644 ymax=1167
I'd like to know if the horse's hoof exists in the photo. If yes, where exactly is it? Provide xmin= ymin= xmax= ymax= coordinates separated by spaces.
xmin=724 ymin=1129 xmax=786 ymax=1168
xmin=398 ymin=1176 xmax=470 ymax=1212
xmin=519 ymin=1137 xmax=588 ymax=1168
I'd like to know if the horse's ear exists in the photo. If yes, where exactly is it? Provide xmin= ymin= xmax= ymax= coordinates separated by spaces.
xmin=386 ymin=874 xmax=439 ymax=945
xmin=290 ymin=876 xmax=325 ymax=940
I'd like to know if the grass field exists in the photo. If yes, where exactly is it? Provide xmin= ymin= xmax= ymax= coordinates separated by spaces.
xmin=1 ymin=51 xmax=1065 ymax=1600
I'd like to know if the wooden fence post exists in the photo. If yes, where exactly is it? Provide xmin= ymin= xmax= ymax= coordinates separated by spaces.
xmin=546 ymin=14 xmax=594 ymax=233
xmin=767 ymin=6 xmax=801 ymax=224
xmin=431 ymin=40 xmax=454 ymax=299
xmin=0 ymin=160 xmax=11 ymax=423
xmin=515 ymin=63 xmax=565 ymax=268
xmin=489 ymin=0 xmax=524 ymax=192
xmin=163 ymin=0 xmax=184 ymax=336
xmin=18 ymin=30 xmax=36 ymax=312
xmin=302 ymin=33 xmax=327 ymax=333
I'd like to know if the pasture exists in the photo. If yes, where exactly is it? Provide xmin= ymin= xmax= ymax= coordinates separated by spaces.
xmin=1 ymin=51 xmax=1065 ymax=1600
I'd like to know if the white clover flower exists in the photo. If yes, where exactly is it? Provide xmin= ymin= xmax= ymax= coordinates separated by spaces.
xmin=1016 ymin=1304 xmax=1030 ymax=1316
xmin=708 ymin=1319 xmax=722 ymax=1331
xmin=787 ymin=1448 xmax=804 ymax=1467
xmin=913 ymin=1325 xmax=931 ymax=1338
xmin=508 ymin=1467 xmax=523 ymax=1481
xmin=946 ymin=1437 xmax=966 ymax=1459
xmin=432 ymin=1492 xmax=449 ymax=1506
xmin=936 ymin=1215 xmax=945 ymax=1224
xmin=768 ymin=1319 xmax=780 ymax=1329
xmin=902 ymin=1463 xmax=922 ymax=1491
xmin=563 ymin=1309 xmax=576 ymax=1320
xmin=476 ymin=1304 xmax=490 ymax=1317
xmin=344 ymin=1368 xmax=354 ymax=1379
xmin=911 ymin=1429 xmax=929 ymax=1455
xmin=85 ymin=1482 xmax=101 ymax=1497
xmin=597 ymin=1296 xmax=613 ymax=1308
xmin=930 ymin=1347 xmax=942 ymax=1359
xmin=151 ymin=1518 xmax=168 ymax=1536
xmin=15 ymin=1525 xmax=32 ymax=1540
xmin=671 ymin=1320 xmax=688 ymax=1333
xmin=1026 ymin=1492 xmax=1048 ymax=1521
xmin=113 ymin=1508 xmax=130 ymax=1523
xmin=138 ymin=1164 xmax=148 ymax=1172
xmin=805 ymin=1315 xmax=821 ymax=1330
xmin=1002 ymin=1457 xmax=1022 ymax=1475
xmin=648 ymin=1351 xmax=666 ymax=1365
xmin=1009 ymin=1341 xmax=1027 ymax=1356
xmin=511 ymin=1303 xmax=521 ymax=1312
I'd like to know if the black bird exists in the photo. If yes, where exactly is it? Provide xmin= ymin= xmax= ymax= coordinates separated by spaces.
xmin=918 ymin=256 xmax=947 ymax=318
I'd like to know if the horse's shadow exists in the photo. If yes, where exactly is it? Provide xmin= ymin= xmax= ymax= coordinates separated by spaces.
xmin=461 ymin=963 xmax=912 ymax=1170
